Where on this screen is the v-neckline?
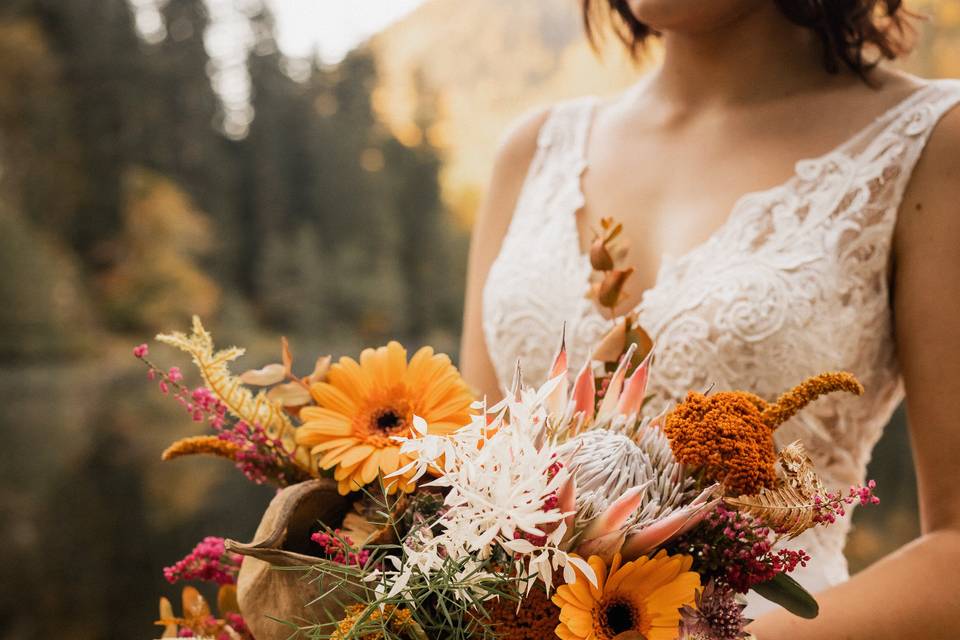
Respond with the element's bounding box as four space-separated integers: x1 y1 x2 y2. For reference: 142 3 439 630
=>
573 80 936 321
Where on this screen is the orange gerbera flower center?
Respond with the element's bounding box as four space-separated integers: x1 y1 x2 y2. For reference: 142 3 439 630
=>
355 387 414 447
595 595 650 640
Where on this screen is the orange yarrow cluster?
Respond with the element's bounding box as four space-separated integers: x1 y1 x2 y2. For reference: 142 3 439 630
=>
666 391 777 497
665 372 863 497
332 604 419 640
482 587 560 640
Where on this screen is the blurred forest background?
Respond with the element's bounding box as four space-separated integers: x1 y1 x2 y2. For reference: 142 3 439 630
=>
0 0 957 638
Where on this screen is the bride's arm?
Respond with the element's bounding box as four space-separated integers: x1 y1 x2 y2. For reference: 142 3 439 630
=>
750 107 960 638
459 108 549 401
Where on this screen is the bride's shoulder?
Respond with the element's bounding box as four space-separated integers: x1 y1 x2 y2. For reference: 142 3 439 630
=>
901 76 960 196
895 77 960 255
487 96 596 204
472 107 553 249
493 106 552 180
477 97 595 243
494 95 601 167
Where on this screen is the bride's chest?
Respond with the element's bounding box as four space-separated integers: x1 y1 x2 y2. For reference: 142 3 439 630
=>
484 157 899 398
576 107 891 303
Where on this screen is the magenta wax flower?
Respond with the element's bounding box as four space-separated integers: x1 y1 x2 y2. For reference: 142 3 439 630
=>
163 536 242 585
672 505 810 593
311 530 371 567
813 480 880 525
133 343 149 358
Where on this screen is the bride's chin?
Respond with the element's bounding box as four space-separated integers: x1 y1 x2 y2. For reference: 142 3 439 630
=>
625 0 766 33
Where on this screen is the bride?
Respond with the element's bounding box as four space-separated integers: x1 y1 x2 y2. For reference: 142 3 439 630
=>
459 0 960 637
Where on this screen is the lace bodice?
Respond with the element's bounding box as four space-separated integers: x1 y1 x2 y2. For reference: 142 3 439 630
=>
482 79 960 611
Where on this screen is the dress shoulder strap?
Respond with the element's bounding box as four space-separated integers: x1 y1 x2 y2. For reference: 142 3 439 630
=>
848 80 960 206
526 96 599 183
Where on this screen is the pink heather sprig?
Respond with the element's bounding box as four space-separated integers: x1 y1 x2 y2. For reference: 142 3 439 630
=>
133 345 229 429
134 344 310 487
672 505 810 594
215 420 309 486
311 530 371 567
163 536 242 586
813 480 880 525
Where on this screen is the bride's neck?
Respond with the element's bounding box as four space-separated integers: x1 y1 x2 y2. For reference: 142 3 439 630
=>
650 5 834 109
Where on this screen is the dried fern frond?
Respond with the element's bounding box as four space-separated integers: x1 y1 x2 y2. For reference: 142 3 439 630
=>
162 435 240 462
157 316 296 441
157 316 313 474
777 440 826 497
723 441 825 539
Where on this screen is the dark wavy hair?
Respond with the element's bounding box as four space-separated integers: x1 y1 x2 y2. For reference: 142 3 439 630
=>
582 0 918 78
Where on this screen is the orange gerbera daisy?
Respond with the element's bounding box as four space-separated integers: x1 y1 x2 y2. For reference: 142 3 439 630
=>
552 551 700 640
296 342 474 496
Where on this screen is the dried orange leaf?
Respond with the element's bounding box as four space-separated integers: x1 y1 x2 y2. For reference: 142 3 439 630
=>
281 337 293 377
307 355 332 384
181 586 211 619
217 584 240 616
157 597 178 637
600 217 622 240
626 323 654 365
158 596 174 620
590 236 615 271
267 381 312 407
597 267 634 308
239 363 285 386
593 315 630 363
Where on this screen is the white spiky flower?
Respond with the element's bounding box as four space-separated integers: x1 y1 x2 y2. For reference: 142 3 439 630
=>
387 381 596 600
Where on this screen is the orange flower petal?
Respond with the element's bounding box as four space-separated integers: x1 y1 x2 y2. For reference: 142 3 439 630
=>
296 421 353 442
359 347 381 387
309 437 358 453
337 444 375 469
327 357 369 403
335 464 359 481
587 556 608 597
405 346 435 384
319 443 359 470
310 382 358 415
558 605 593 637
359 451 381 486
379 446 400 475
299 406 352 425
384 341 408 385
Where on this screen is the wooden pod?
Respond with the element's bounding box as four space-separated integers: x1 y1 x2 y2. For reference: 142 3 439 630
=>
225 479 355 640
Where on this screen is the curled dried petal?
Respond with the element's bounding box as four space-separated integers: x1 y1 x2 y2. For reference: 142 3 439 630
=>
239 363 286 386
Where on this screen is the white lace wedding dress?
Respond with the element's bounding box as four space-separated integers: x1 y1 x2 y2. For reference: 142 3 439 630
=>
482 79 960 615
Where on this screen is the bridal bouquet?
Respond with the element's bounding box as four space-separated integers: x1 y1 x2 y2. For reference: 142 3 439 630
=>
141 312 877 640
